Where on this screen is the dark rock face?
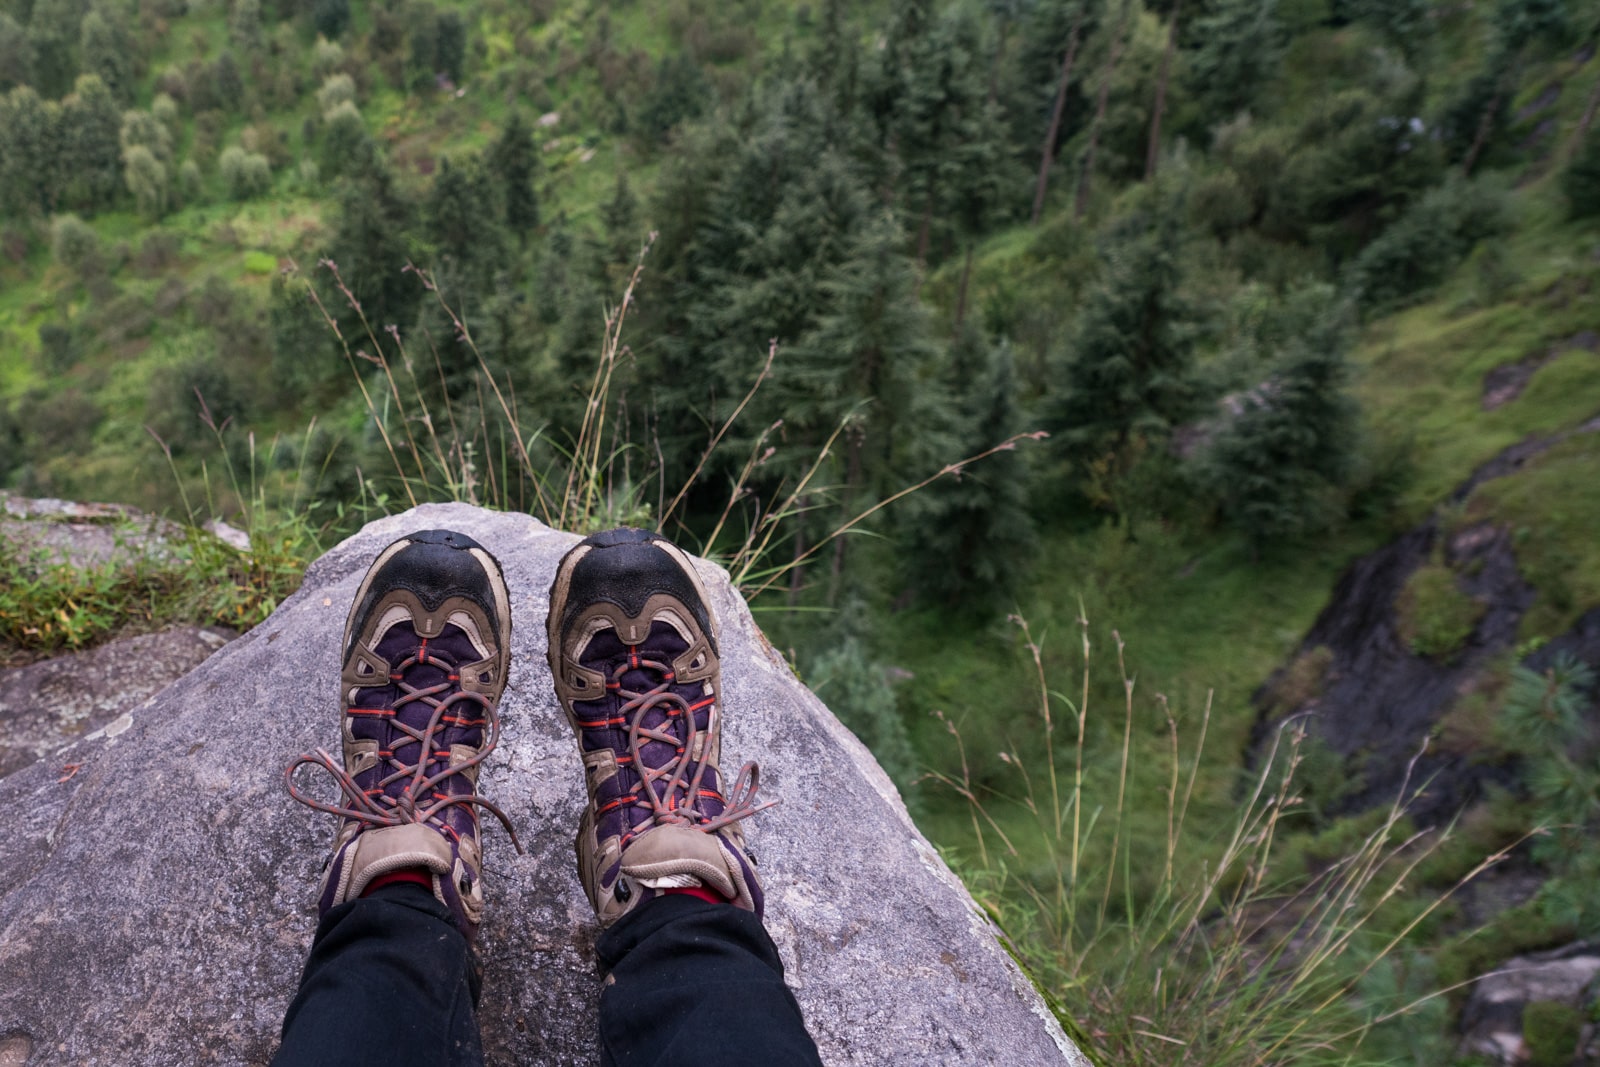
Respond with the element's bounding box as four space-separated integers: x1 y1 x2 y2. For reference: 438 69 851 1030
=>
1459 940 1600 1065
0 505 1086 1066
1481 332 1600 411
0 627 236 779
1250 427 1600 822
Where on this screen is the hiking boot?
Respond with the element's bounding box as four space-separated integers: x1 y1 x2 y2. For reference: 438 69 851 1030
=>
286 528 519 938
546 527 774 927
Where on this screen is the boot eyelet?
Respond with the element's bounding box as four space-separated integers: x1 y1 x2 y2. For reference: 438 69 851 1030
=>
614 877 632 903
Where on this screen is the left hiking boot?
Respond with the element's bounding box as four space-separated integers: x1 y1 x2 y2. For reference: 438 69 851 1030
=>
286 528 519 939
546 527 774 927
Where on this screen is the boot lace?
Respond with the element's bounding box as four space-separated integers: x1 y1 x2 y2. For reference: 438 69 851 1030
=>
286 641 522 852
606 646 776 847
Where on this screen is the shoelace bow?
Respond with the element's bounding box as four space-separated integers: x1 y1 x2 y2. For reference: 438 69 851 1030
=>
287 642 522 853
610 649 776 841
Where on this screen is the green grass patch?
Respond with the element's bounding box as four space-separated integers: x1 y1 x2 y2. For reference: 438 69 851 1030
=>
1396 561 1485 660
1465 431 1600 638
0 520 310 660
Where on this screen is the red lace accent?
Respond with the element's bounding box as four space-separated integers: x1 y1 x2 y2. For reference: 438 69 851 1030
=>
286 643 522 853
607 651 775 838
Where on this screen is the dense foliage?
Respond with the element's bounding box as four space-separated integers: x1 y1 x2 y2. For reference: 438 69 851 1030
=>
5 0 1600 1061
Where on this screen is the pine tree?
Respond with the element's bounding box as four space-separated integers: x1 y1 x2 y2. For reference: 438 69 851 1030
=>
900 326 1035 611
313 0 349 40
599 170 639 272
122 143 168 217
436 10 465 84
58 72 120 210
644 81 873 493
0 14 35 92
229 0 264 54
1047 200 1194 471
326 155 421 341
1184 0 1283 126
1196 285 1358 551
406 1 439 91
212 51 244 113
0 86 62 214
26 0 84 99
426 155 505 292
789 213 936 486
637 55 711 145
487 112 539 242
808 631 917 786
269 272 339 399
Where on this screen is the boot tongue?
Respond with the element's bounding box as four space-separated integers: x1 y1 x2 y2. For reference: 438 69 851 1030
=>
620 824 741 902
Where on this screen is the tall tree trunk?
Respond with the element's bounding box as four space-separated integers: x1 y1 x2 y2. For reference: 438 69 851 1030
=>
1145 0 1181 181
1030 6 1086 225
1076 2 1130 221
954 244 976 331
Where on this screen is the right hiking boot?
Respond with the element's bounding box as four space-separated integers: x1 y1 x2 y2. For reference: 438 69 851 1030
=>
286 528 519 939
546 527 774 927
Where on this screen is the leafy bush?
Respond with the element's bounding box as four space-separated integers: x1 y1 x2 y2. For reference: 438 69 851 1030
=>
177 158 203 203
37 322 74 372
809 636 916 786
312 36 344 79
319 99 370 178
1395 561 1484 659
1344 175 1509 314
316 72 355 114
219 146 271 201
50 213 99 272
1522 1000 1582 1067
123 144 170 218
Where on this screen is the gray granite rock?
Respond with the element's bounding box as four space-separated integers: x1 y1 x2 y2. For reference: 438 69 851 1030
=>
1459 940 1600 1065
0 492 182 570
0 504 1087 1066
0 626 236 779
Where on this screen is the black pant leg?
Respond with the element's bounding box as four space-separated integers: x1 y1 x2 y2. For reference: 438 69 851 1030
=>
273 883 483 1067
596 895 823 1067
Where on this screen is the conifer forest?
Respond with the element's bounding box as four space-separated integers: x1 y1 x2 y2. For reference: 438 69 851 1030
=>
5 0 1600 1061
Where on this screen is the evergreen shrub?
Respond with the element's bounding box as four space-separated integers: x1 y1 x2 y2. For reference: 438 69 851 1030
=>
50 213 99 272
1395 562 1484 659
320 100 368 178
809 637 916 786
219 146 271 200
151 92 180 133
1522 1001 1581 1067
177 159 203 203
154 65 187 101
1344 175 1509 314
316 73 355 114
312 37 345 80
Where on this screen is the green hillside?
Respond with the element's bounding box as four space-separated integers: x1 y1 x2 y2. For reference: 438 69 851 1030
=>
5 0 1600 1061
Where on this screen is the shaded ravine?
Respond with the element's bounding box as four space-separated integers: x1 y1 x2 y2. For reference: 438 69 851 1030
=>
1249 416 1600 823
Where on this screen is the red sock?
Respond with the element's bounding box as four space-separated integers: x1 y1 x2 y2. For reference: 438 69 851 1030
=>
362 868 433 897
661 885 729 905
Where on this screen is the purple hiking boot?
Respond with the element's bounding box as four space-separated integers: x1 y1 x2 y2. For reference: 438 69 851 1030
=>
546 528 774 927
286 528 520 938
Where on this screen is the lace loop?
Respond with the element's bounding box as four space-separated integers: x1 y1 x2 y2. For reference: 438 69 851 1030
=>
612 654 777 834
286 644 522 854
